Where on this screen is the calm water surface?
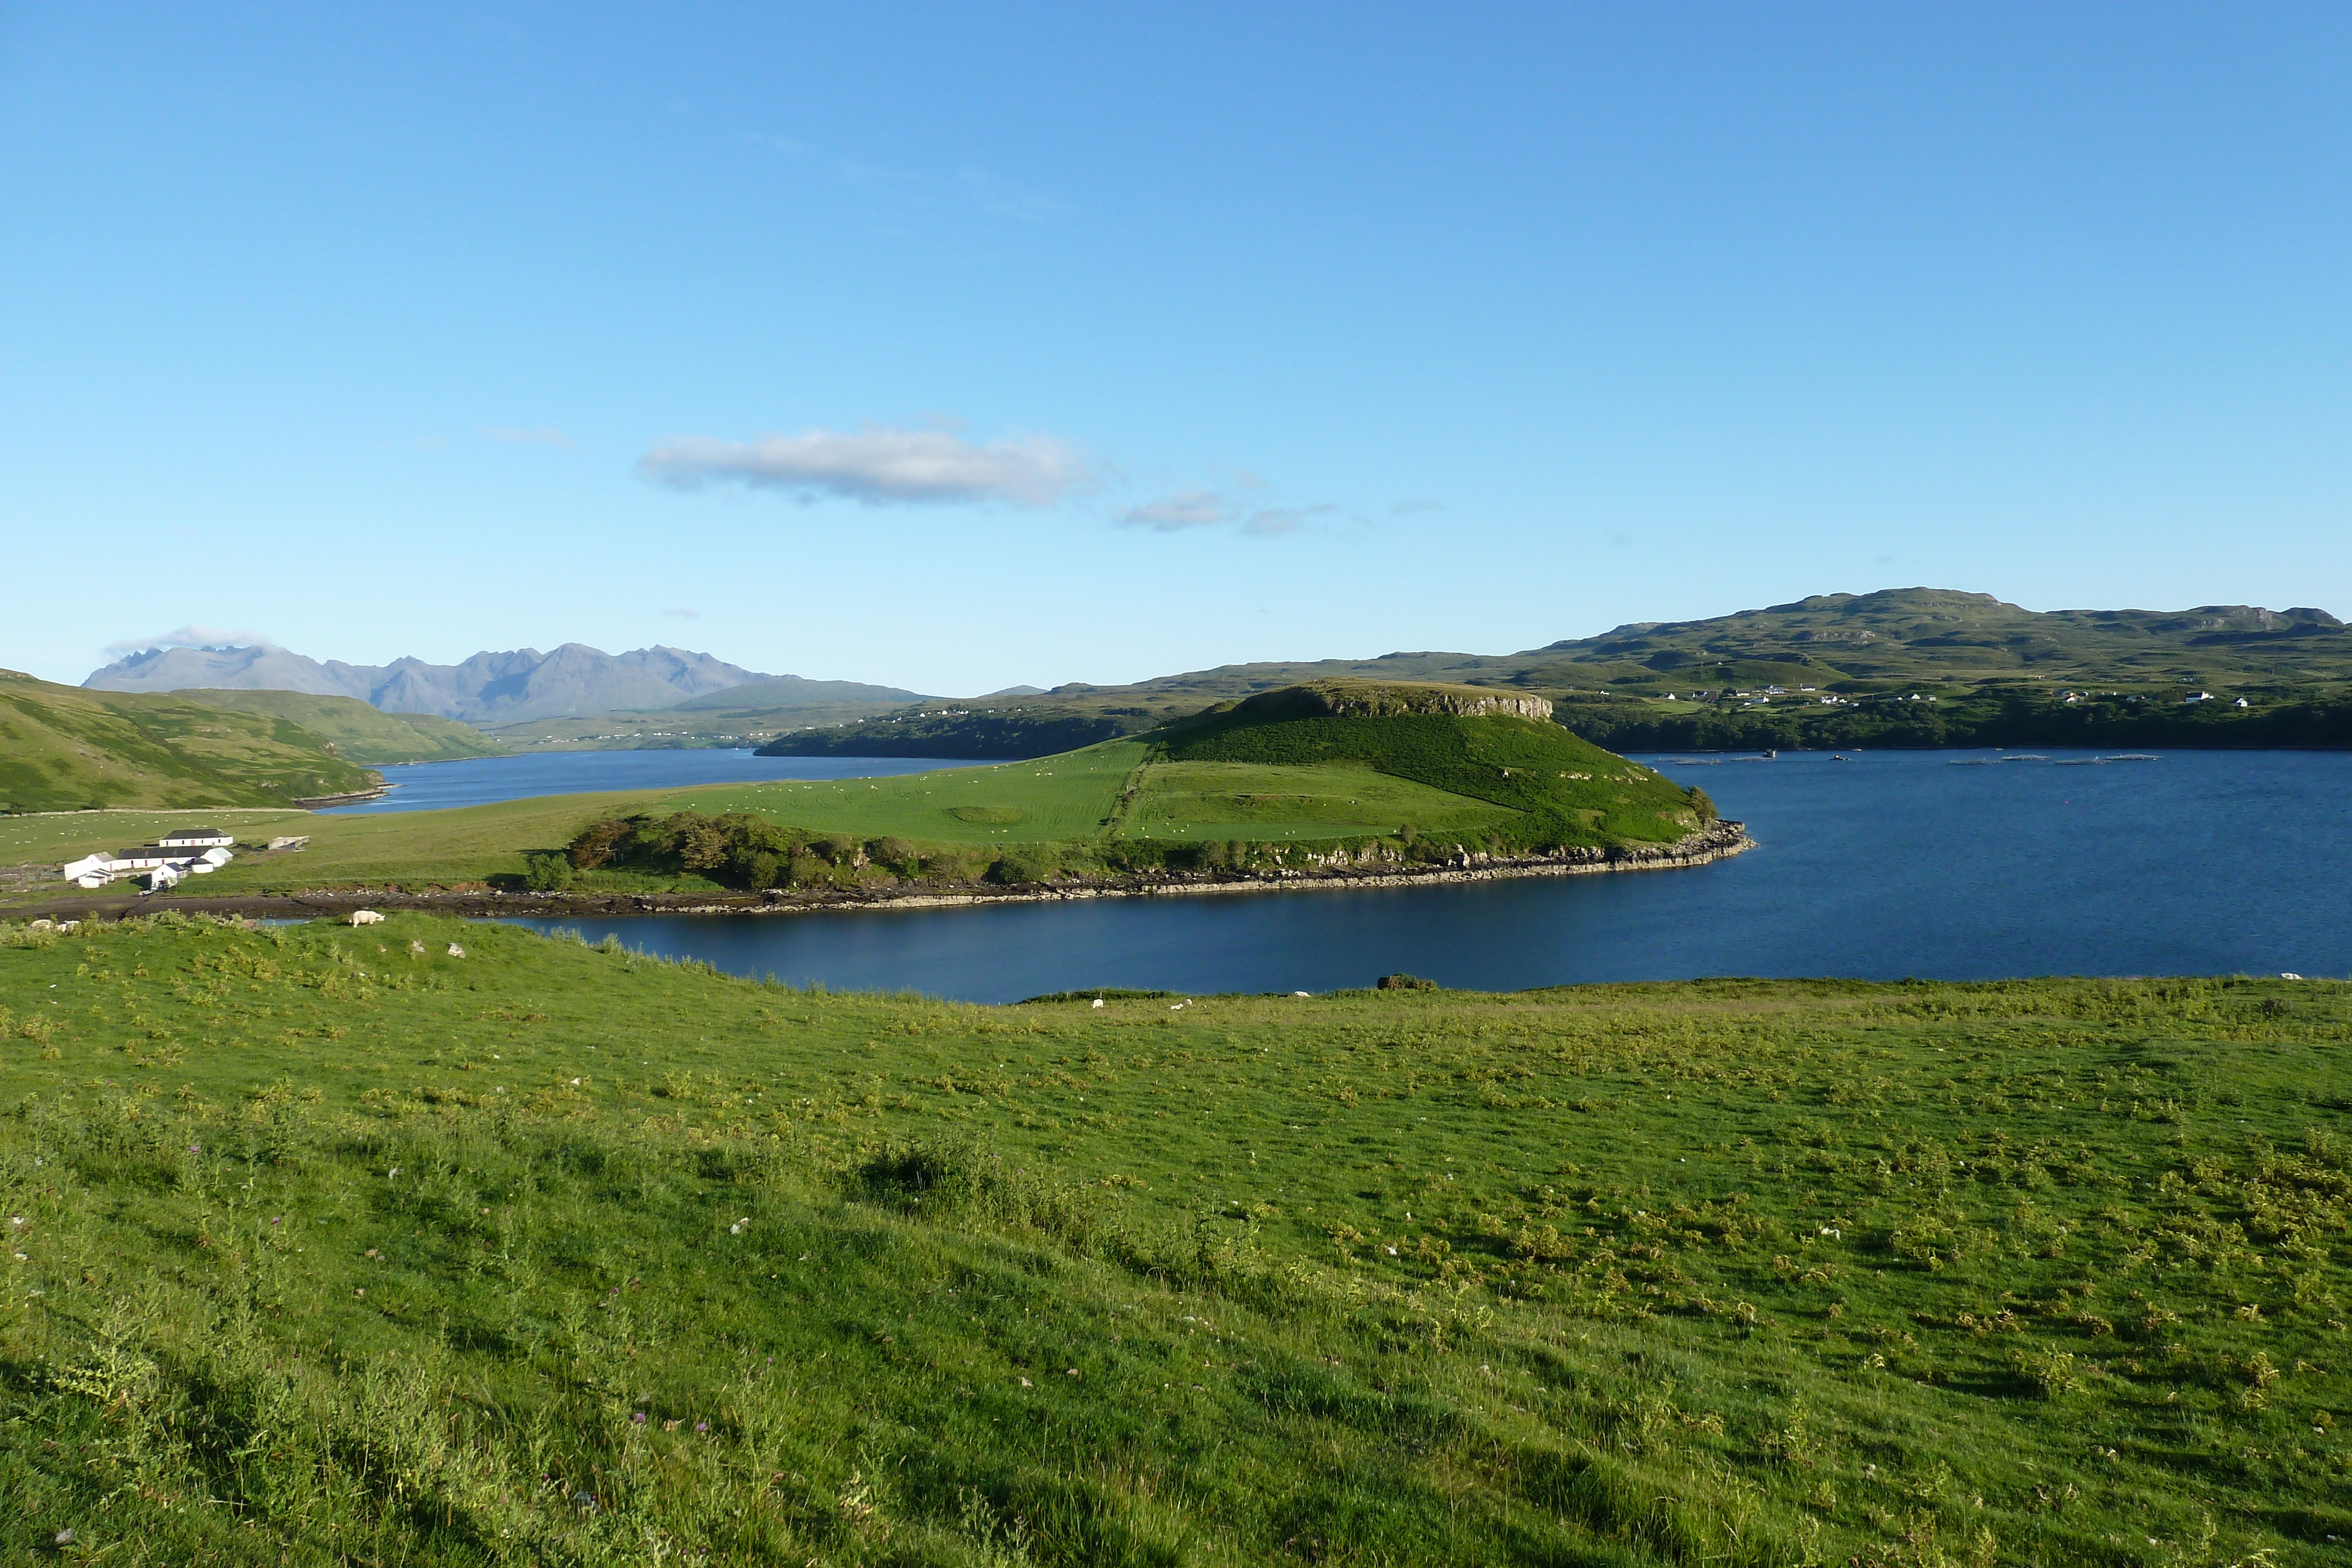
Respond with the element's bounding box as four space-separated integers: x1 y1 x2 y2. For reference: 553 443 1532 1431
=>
322 748 982 813
512 748 2352 1000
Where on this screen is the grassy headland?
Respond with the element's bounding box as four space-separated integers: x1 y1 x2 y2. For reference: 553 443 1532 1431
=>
1 913 2345 1563
549 683 1718 897
0 670 387 813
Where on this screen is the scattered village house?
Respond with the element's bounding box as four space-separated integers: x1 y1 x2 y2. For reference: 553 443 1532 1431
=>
61 829 236 890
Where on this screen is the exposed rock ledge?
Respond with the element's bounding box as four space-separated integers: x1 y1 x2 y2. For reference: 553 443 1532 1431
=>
16 822 1751 923
1243 678 1554 722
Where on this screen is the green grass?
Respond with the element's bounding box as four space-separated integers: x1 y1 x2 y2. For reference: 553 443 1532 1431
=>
0 794 668 902
1117 760 1506 843
2 914 2347 1564
179 691 506 765
0 670 384 814
654 741 1150 847
0 808 316 863
1160 699 1704 848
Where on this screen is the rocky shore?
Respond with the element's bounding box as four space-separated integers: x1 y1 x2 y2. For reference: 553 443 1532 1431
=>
10 821 1750 924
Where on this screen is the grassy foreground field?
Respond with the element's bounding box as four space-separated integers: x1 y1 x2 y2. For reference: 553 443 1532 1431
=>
2 915 2346 1564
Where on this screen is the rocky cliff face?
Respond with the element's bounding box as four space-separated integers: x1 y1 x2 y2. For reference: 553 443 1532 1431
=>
1288 679 1554 721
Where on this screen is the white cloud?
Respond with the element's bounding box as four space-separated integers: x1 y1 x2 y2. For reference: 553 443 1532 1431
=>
640 425 1087 507
103 624 273 658
1118 491 1231 531
480 426 573 447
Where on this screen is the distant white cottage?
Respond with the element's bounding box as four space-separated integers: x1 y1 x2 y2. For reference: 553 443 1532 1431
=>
61 841 236 890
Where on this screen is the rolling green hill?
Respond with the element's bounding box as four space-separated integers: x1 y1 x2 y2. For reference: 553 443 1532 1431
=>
559 682 1716 894
1 915 2343 1564
0 669 385 813
169 689 505 764
1155 680 1705 848
762 588 2352 758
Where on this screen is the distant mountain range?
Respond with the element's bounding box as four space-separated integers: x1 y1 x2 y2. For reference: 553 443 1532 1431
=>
82 643 923 725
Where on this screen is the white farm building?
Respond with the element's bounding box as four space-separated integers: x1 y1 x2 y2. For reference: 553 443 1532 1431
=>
62 841 236 890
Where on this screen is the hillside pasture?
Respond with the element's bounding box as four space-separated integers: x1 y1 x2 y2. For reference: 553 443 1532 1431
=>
0 808 314 864
1114 758 1510 843
655 740 1147 846
0 671 384 813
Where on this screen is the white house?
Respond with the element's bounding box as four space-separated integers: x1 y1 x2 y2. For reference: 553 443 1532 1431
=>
62 853 113 889
59 843 234 888
157 828 235 848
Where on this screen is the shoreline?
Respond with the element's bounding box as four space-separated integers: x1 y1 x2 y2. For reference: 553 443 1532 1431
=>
8 822 1753 924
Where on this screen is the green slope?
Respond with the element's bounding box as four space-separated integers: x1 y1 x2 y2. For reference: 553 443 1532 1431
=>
661 740 1149 846
1 915 2344 1565
532 686 1712 892
1541 586 2352 684
174 688 505 764
1156 680 1709 847
762 587 2352 758
0 669 383 813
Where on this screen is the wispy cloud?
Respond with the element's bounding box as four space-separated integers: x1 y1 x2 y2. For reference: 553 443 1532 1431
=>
1242 505 1339 537
660 607 700 620
103 624 273 658
480 426 573 447
639 424 1088 507
1118 491 1231 531
1120 489 1333 539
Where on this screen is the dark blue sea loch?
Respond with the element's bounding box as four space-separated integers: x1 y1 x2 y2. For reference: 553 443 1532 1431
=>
505 747 2352 1002
320 748 982 813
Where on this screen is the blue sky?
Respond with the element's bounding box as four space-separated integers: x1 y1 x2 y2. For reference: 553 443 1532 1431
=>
4 3 2347 693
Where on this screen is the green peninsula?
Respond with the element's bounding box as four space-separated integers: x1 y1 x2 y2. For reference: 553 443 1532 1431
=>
559 680 1723 896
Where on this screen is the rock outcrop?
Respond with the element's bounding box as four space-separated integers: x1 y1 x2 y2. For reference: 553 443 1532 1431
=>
1247 679 1554 722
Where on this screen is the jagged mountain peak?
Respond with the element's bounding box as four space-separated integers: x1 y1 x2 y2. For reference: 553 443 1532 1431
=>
83 641 776 724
